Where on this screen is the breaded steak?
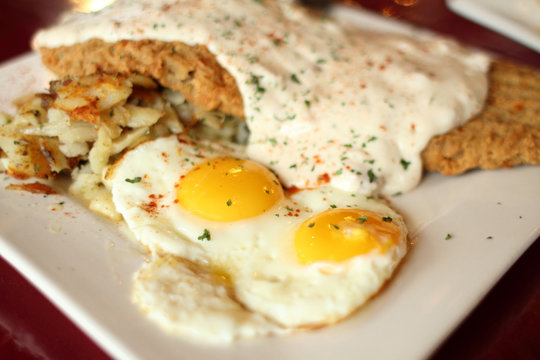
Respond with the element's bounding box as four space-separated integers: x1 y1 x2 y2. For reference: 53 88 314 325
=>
39 39 244 119
421 61 540 175
39 40 540 175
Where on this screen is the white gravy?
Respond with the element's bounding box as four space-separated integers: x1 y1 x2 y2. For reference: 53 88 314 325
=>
33 0 490 195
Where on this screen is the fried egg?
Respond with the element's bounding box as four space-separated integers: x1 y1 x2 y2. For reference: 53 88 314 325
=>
105 135 408 342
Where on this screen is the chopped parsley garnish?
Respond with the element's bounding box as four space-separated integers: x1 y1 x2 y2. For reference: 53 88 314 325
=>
357 216 367 224
367 169 377 183
290 73 301 84
248 73 266 99
400 159 411 170
486 236 493 240
308 222 315 228
273 113 297 122
198 229 211 241
384 99 395 109
382 216 393 222
331 223 340 229
330 204 337 208
226 199 232 206
445 233 452 240
125 176 142 183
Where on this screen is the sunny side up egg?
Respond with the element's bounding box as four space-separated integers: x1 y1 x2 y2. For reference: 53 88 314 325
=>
104 135 408 343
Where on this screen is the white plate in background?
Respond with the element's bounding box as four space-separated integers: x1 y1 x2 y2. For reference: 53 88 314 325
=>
1 7 540 360
447 0 540 52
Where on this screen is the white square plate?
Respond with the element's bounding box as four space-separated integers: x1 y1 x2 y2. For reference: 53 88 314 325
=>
1 7 539 360
447 0 540 52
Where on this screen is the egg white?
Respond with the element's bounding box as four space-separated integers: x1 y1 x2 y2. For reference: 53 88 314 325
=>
105 135 408 341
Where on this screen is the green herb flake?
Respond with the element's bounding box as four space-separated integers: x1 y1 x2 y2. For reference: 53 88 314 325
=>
308 222 315 228
125 176 142 184
290 73 301 84
357 216 368 223
331 223 340 229
367 169 376 183
247 73 266 99
198 229 211 241
445 233 452 240
226 199 232 206
400 159 411 170
330 204 337 208
382 216 393 222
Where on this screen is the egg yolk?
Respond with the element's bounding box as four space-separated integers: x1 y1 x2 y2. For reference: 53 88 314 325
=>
177 157 284 222
294 209 401 265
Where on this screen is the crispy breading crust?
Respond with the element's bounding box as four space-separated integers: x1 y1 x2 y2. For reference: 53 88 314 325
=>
39 40 540 175
39 39 244 119
421 61 540 175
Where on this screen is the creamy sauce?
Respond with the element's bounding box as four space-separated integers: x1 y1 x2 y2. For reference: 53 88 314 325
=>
33 0 490 195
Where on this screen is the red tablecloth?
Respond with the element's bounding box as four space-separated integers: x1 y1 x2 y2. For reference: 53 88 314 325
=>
0 1 539 359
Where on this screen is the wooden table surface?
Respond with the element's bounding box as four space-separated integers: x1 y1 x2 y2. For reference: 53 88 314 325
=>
0 1 538 359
